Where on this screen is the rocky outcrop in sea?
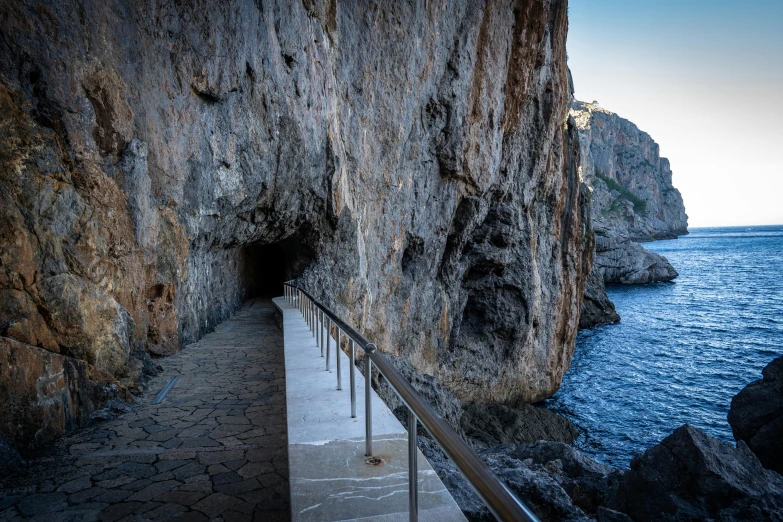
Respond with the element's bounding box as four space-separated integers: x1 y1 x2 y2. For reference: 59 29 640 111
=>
728 355 783 474
594 236 678 285
0 1 591 453
571 101 688 328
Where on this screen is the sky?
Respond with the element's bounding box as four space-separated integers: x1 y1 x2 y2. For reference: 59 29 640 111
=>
567 0 783 228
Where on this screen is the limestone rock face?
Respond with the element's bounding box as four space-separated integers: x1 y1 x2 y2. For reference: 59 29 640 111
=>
570 101 688 241
0 0 591 448
728 355 783 474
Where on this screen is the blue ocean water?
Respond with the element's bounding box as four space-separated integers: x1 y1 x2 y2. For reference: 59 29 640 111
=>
546 225 783 467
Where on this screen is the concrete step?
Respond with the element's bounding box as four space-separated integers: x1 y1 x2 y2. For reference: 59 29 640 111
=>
273 297 467 522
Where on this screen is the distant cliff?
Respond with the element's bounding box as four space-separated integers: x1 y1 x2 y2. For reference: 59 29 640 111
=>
572 101 688 328
571 101 688 241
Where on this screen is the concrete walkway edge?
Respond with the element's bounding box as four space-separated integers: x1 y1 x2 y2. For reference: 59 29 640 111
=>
273 297 466 522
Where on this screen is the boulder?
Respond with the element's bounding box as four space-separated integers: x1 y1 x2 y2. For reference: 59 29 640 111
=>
728 355 783 474
613 424 783 521
438 447 594 522
429 426 783 521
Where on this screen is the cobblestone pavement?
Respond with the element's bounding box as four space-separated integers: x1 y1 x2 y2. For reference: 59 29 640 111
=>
0 299 290 521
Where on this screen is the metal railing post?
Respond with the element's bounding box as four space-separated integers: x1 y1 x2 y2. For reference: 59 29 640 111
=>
316 305 320 347
320 310 324 357
409 408 418 521
336 328 342 390
365 343 376 457
350 339 356 418
325 318 331 371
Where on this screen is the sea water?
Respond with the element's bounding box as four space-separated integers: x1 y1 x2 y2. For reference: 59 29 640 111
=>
546 225 783 467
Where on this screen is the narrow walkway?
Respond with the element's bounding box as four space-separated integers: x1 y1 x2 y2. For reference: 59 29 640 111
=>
0 299 289 521
275 297 466 521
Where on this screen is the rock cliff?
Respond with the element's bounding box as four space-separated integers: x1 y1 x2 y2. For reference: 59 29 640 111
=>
570 101 687 328
0 0 591 451
570 101 687 241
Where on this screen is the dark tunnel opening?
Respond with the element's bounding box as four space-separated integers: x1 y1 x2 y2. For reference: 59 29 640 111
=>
240 235 314 298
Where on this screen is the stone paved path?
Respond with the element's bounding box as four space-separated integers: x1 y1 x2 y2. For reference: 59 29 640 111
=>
0 299 290 521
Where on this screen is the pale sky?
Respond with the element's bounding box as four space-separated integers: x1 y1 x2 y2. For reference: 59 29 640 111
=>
567 0 783 228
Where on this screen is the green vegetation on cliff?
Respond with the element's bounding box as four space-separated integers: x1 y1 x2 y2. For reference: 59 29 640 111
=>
595 170 648 214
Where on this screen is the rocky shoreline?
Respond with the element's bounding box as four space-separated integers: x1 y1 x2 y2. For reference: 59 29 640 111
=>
424 356 783 521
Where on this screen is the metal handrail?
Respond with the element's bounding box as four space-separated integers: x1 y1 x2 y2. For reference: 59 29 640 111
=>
283 281 540 522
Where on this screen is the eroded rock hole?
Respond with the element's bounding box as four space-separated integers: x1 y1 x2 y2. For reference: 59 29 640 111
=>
241 236 314 298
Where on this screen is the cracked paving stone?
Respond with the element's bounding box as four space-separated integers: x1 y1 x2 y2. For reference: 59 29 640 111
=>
57 476 92 494
126 480 181 502
97 501 142 522
15 493 67 517
214 478 261 496
154 490 208 506
192 492 241 518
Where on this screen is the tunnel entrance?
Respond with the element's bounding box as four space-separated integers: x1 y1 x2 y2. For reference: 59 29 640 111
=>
241 236 314 298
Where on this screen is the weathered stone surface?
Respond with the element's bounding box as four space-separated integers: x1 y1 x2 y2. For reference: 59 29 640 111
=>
728 355 783 474
0 433 25 476
594 236 678 285
0 336 126 451
0 0 592 451
461 404 578 449
613 425 783 522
